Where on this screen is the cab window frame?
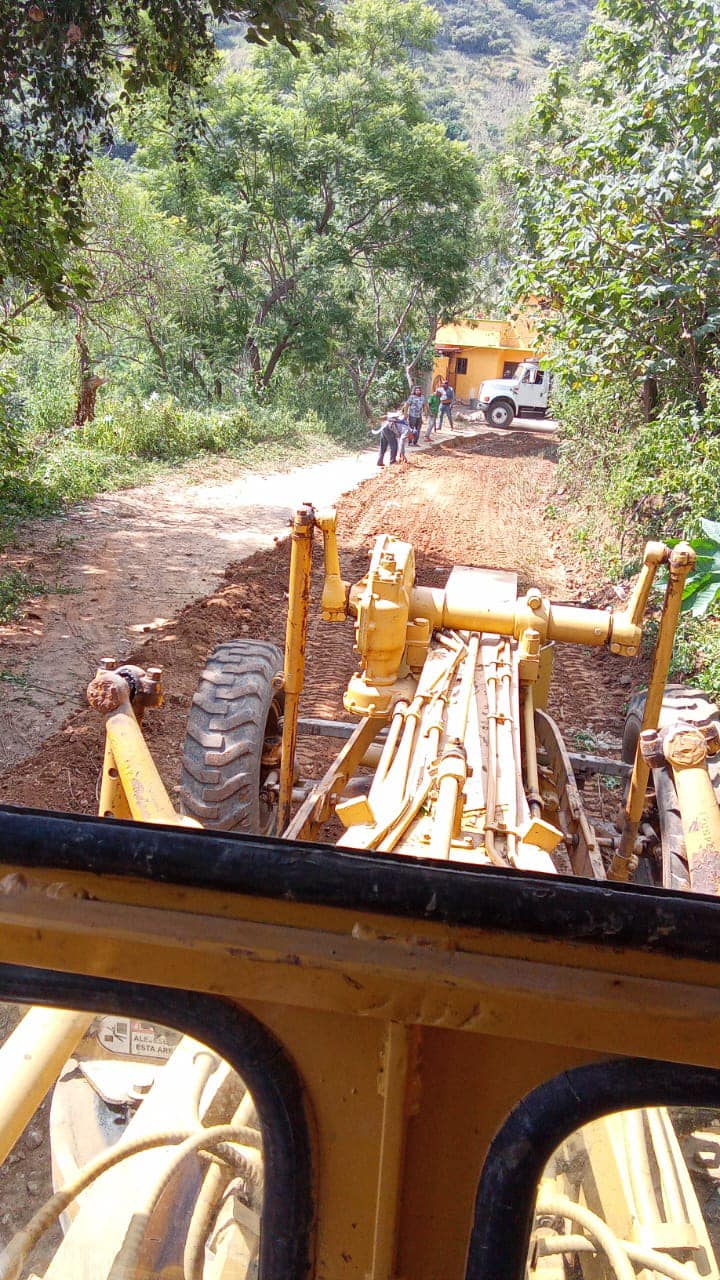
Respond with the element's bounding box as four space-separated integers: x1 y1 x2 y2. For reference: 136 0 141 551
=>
0 961 313 1280
466 1057 720 1280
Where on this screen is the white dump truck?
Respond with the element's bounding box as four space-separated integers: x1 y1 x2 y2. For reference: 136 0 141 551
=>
478 357 550 428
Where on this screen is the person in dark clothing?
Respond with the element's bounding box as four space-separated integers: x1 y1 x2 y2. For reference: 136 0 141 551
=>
375 414 400 466
403 386 426 445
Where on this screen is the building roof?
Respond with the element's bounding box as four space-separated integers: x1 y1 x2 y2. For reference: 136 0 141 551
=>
434 318 538 352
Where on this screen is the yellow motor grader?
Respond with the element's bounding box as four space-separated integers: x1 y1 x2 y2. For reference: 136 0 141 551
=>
2 507 720 1280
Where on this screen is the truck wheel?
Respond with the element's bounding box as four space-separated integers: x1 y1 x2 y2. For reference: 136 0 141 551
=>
621 685 720 890
181 639 284 835
487 400 514 429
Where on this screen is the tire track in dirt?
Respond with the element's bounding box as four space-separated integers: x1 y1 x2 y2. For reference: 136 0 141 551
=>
0 429 644 816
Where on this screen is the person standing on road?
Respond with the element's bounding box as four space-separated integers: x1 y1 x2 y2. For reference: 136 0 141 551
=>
438 378 455 431
425 388 440 439
404 386 426 445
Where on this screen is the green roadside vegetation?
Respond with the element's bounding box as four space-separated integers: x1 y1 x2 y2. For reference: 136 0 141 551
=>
509 0 720 698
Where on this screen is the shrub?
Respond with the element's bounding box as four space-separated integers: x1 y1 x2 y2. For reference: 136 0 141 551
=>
82 398 254 460
611 405 720 540
9 333 76 437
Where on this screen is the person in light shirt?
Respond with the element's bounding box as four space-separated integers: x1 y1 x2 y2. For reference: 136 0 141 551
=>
437 378 455 431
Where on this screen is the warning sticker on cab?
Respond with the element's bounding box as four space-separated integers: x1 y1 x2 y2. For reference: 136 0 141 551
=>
97 1017 174 1060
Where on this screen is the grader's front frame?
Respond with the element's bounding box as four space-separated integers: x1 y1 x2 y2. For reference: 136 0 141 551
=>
2 506 720 1280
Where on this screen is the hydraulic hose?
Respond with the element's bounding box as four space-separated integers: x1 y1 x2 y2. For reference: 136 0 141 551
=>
183 1090 261 1280
0 1125 262 1280
537 1229 698 1280
535 1193 638 1280
187 1049 222 1121
108 1125 262 1280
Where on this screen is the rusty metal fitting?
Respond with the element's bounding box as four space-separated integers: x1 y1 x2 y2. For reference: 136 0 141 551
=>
88 663 164 715
87 669 131 714
99 657 118 671
526 589 543 612
639 729 665 769
664 725 709 769
296 503 315 526
640 720 719 771
668 542 697 579
116 664 164 709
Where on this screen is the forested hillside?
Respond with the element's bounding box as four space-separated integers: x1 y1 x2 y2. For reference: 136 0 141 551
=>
219 0 595 148
512 0 720 693
0 0 482 551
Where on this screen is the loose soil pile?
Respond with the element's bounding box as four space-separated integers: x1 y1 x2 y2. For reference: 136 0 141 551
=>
0 428 643 816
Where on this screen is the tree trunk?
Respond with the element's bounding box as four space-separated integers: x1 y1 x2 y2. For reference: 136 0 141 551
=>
143 319 168 378
346 364 374 420
73 310 106 426
641 375 658 422
261 334 293 387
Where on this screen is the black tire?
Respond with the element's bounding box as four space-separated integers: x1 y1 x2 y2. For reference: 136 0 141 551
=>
487 399 515 429
181 639 284 835
621 685 720 890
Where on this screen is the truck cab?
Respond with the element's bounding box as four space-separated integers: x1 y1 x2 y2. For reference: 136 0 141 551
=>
479 359 551 428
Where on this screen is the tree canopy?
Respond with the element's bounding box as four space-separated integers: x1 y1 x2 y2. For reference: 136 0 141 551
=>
0 0 332 306
514 0 720 405
138 0 480 407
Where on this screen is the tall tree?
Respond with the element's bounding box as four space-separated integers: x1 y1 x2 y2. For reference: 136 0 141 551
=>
140 0 480 409
66 162 214 422
0 0 332 310
514 0 720 407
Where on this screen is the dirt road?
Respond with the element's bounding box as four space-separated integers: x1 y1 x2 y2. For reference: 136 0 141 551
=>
0 425 641 817
0 449 379 771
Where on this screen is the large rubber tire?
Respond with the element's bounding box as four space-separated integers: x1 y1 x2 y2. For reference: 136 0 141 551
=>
486 399 515 429
621 685 720 890
181 639 284 835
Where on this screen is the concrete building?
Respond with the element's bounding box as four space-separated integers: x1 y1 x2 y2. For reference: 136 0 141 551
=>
433 316 538 404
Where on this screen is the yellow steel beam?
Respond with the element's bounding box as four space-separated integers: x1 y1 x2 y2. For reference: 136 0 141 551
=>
87 669 178 825
279 504 316 832
367 1022 414 1280
609 543 696 881
98 738 131 821
642 723 720 894
0 1007 92 1164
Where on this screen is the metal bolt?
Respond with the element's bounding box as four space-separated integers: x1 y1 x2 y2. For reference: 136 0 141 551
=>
526 589 543 612
99 657 117 671
639 729 665 769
